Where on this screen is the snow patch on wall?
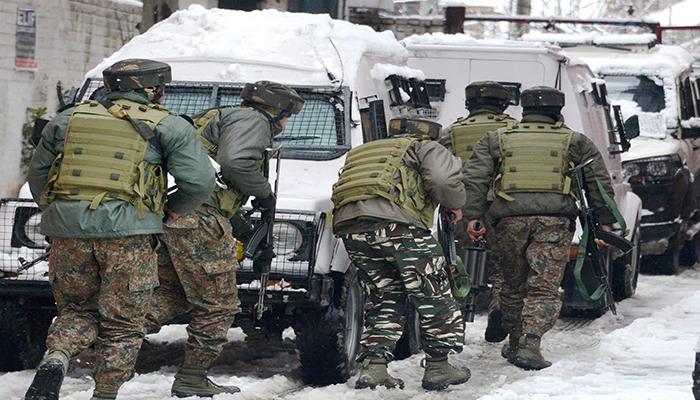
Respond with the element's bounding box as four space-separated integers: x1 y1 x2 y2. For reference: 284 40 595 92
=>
369 63 425 81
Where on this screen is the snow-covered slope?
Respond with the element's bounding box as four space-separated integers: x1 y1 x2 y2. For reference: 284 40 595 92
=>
2 269 699 399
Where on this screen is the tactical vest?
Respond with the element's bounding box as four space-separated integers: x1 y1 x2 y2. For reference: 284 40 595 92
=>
449 113 517 161
193 107 266 218
40 99 169 217
495 122 573 201
331 137 437 228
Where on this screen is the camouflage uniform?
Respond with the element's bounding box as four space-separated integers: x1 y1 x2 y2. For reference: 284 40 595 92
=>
26 60 214 399
146 204 240 368
463 86 615 369
490 216 574 335
343 224 464 361
440 81 517 323
47 236 158 392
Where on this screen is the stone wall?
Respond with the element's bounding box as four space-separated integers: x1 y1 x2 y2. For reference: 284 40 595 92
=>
0 0 141 197
348 7 443 40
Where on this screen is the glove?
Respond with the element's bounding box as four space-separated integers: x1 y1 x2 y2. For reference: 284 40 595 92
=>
252 243 275 274
252 193 276 211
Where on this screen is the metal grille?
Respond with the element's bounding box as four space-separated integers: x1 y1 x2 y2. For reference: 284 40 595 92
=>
78 79 351 161
0 199 49 281
238 210 322 283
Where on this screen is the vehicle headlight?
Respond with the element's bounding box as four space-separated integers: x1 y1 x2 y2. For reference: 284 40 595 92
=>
272 222 304 257
646 161 669 177
623 162 641 181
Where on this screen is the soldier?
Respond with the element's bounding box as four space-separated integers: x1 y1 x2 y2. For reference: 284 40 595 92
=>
440 81 517 343
144 80 304 398
332 118 469 391
463 86 616 370
24 59 215 400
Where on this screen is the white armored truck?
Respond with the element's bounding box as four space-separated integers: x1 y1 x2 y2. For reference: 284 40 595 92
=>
0 7 432 383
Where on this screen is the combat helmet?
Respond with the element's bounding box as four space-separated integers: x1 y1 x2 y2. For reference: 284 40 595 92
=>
465 81 509 110
388 118 442 140
103 58 172 92
521 86 565 109
241 81 305 118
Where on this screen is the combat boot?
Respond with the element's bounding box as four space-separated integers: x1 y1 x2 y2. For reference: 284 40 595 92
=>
485 307 508 343
421 356 471 391
513 333 552 370
90 390 117 400
355 357 404 390
25 350 69 400
501 332 521 363
171 365 241 398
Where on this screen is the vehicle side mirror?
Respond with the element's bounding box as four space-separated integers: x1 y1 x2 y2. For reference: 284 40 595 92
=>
359 98 388 143
623 115 640 140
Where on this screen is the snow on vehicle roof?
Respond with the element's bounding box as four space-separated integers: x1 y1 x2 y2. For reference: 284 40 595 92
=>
402 32 549 49
522 32 657 47
86 5 408 88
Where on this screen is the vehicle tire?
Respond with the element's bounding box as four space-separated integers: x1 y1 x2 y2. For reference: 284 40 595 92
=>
643 234 681 275
612 226 640 301
0 300 52 372
680 233 700 267
393 303 420 361
295 268 364 385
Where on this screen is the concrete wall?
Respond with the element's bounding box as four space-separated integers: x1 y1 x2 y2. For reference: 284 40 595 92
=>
348 7 443 39
0 0 141 197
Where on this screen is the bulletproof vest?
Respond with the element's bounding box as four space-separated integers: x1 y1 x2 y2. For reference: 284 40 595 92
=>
193 107 267 218
449 113 516 161
332 137 438 228
495 121 573 200
40 99 169 217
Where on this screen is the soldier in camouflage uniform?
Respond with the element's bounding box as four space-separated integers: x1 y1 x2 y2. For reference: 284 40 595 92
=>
332 118 469 391
24 59 215 400
463 86 615 370
144 80 304 398
440 81 517 343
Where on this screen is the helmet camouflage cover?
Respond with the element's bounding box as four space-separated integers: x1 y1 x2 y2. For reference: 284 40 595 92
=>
465 81 509 106
388 118 442 140
241 80 305 116
521 86 565 108
103 58 172 92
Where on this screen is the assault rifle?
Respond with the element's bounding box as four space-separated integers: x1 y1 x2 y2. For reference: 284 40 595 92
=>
440 211 470 303
244 148 281 320
17 246 51 273
571 159 633 316
462 224 489 323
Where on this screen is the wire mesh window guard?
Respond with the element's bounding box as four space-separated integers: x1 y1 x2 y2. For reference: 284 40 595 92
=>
78 79 351 161
0 199 48 281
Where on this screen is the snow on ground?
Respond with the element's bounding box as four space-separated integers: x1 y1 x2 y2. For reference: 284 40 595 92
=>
2 269 699 399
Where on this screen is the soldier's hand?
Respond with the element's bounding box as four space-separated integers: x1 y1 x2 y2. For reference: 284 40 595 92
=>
443 208 463 223
595 224 612 248
163 206 179 224
467 219 486 241
252 193 276 211
252 243 275 274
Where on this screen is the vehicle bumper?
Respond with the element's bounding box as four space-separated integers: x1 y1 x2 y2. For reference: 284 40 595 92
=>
639 221 680 256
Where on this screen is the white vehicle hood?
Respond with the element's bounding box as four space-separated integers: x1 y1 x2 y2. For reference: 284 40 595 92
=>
269 157 344 213
621 136 681 163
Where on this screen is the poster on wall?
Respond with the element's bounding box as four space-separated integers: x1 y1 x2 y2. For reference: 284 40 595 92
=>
15 7 37 69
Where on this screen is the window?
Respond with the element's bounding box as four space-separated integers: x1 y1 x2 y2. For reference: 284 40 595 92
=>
604 75 665 113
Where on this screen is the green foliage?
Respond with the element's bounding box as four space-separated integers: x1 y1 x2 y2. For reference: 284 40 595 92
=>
20 106 48 180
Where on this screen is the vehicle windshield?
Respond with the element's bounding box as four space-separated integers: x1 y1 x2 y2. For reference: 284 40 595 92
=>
604 75 665 113
78 79 351 161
